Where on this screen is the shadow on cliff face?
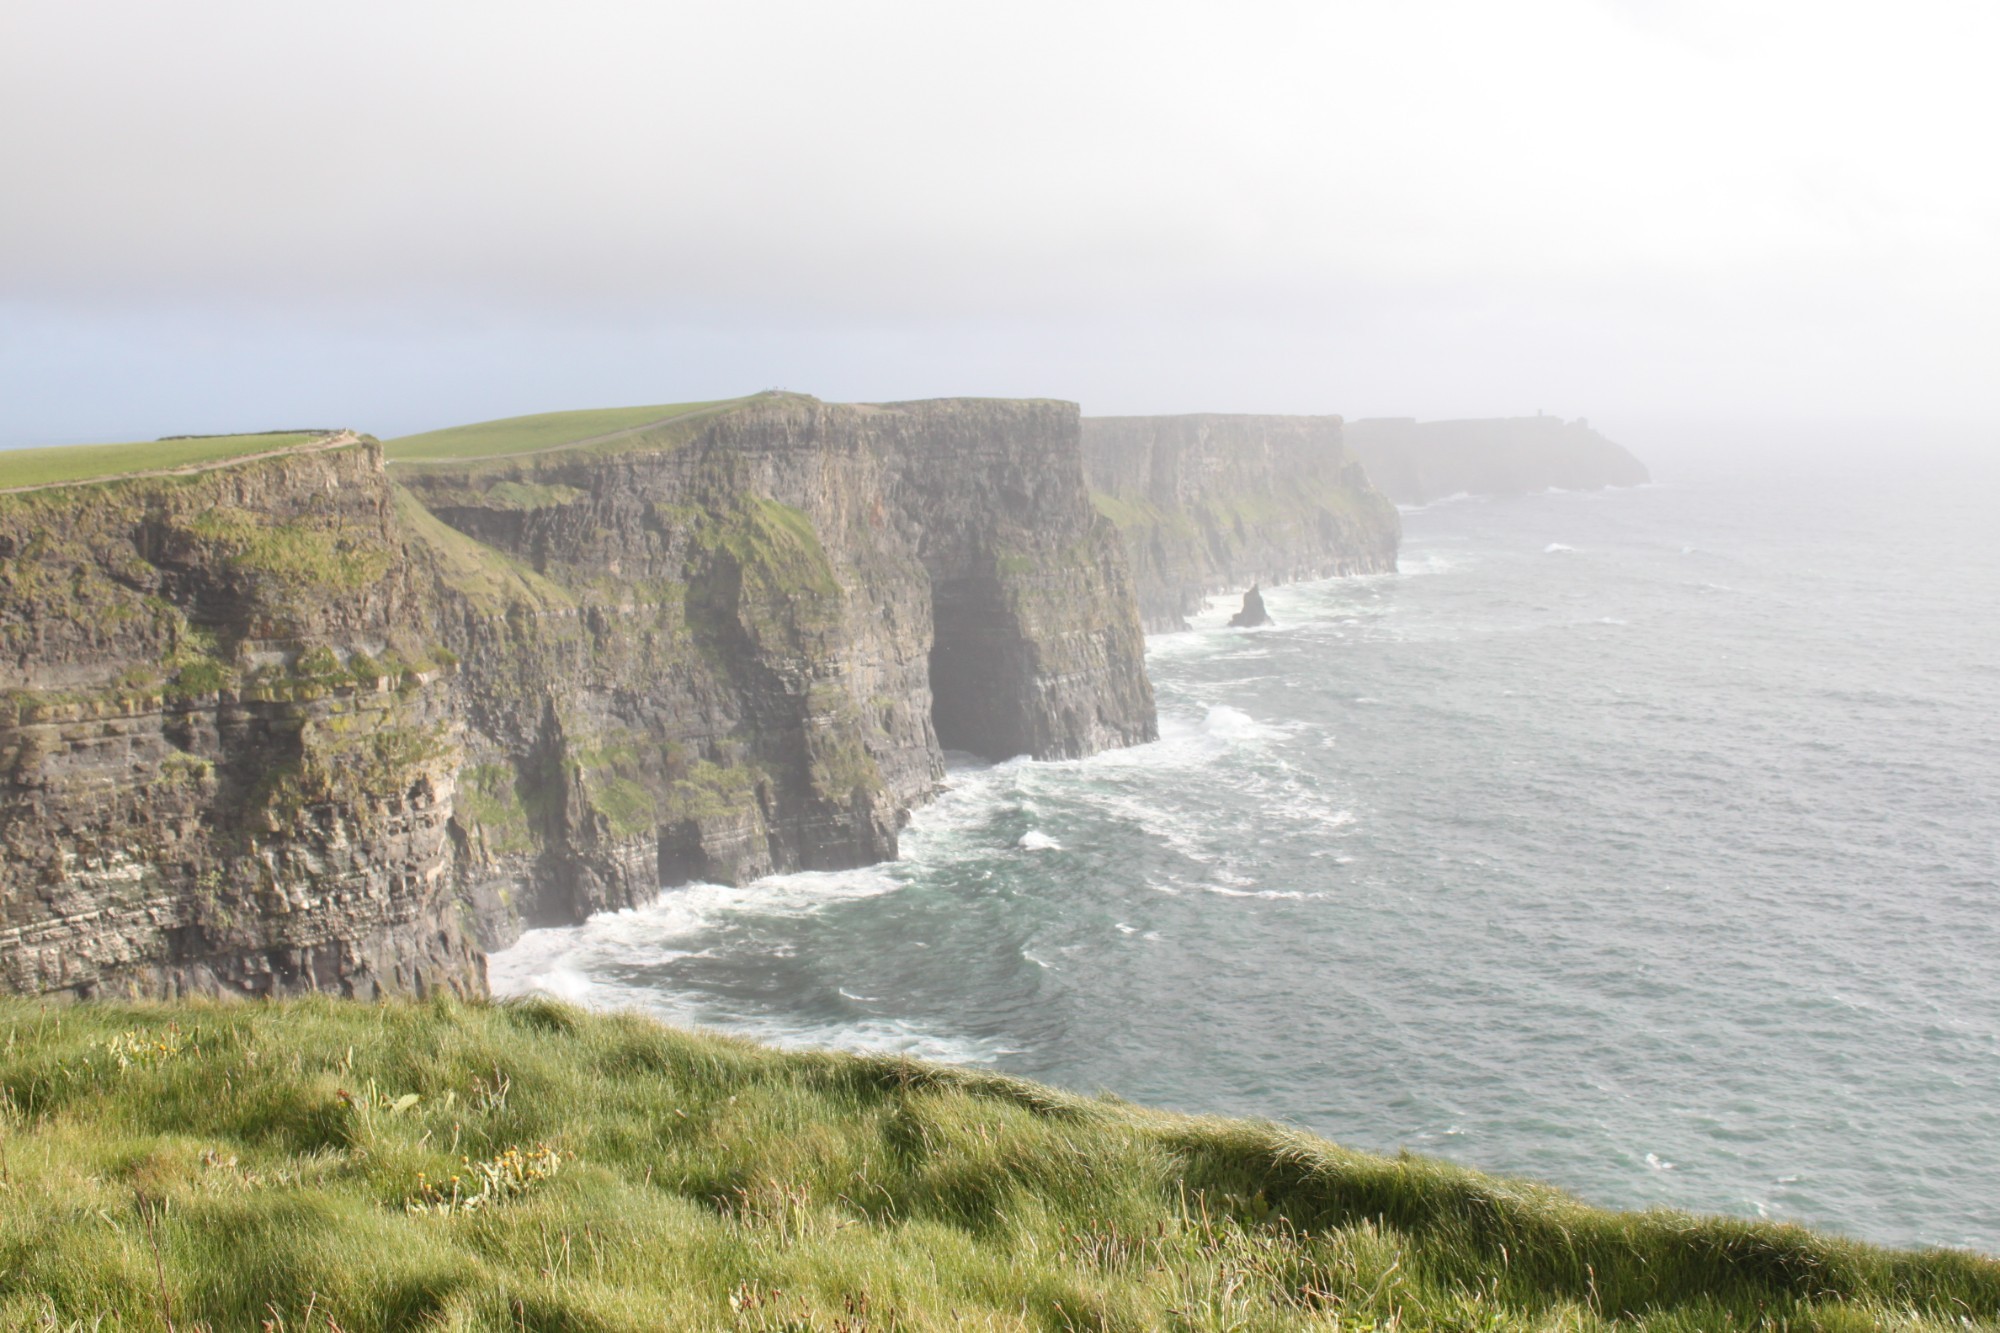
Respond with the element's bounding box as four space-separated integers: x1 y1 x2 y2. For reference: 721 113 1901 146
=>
927 574 1030 761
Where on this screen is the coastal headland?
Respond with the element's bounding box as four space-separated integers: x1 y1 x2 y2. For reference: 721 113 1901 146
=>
5 404 1989 1322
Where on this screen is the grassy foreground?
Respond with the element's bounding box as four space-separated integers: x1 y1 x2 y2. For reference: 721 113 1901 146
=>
0 999 1992 1331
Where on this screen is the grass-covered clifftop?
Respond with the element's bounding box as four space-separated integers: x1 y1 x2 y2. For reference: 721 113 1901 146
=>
0 395 1155 1003
383 397 765 469
0 433 340 490
2 998 1991 1331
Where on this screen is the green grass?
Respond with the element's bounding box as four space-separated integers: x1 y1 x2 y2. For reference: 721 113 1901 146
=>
0 433 331 489
0 999 1992 1331
389 486 574 616
383 399 768 467
182 505 396 594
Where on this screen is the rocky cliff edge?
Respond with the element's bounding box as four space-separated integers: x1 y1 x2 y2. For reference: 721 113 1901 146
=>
1344 415 1650 506
1081 414 1400 631
0 396 1156 999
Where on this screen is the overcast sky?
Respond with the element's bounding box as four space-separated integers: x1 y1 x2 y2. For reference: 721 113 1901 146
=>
3 0 1995 446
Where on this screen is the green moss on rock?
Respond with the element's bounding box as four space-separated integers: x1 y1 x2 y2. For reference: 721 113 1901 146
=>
454 763 535 856
664 760 763 824
182 505 394 593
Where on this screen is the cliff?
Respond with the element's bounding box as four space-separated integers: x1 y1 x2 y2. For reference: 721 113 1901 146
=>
1345 415 1650 505
402 394 1155 943
0 435 479 1000
0 396 1156 1000
1081 414 1400 631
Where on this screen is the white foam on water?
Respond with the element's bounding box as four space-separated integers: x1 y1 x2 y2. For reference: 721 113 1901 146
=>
490 970 1007 1065
1185 596 1248 632
1397 550 1462 577
1016 830 1062 852
1142 630 1222 661
698 1010 1018 1066
1021 949 1054 970
1036 706 1290 829
1202 883 1324 902
1195 703 1280 742
487 865 906 999
1397 491 1478 513
1144 569 1412 659
488 869 1009 1066
1646 1152 1676 1172
1545 542 1578 554
509 964 598 1006
1064 787 1213 866
898 756 1041 861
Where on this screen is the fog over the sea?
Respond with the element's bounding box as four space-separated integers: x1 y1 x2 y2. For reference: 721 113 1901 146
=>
3 0 1995 446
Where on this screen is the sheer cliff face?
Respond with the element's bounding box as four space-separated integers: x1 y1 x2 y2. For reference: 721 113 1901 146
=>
1344 416 1650 506
0 440 480 1000
0 397 1155 998
406 395 1155 940
1081 415 1400 632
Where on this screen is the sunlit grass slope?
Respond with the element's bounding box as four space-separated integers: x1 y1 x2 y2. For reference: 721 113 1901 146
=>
383 397 764 466
1 999 1992 1331
0 433 330 489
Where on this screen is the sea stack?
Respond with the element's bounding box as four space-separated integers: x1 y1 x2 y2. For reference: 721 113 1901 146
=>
1228 584 1271 627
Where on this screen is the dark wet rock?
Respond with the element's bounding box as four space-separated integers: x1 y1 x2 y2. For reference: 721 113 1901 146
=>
1227 585 1270 628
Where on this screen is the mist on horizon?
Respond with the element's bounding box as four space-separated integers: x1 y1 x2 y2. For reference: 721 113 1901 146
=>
3 0 1996 448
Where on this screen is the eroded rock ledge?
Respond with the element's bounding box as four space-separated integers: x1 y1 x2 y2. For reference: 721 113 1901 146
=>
1082 414 1400 632
0 395 1155 999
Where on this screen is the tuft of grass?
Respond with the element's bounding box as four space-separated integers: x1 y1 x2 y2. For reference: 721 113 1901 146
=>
0 433 330 489
0 997 1992 1331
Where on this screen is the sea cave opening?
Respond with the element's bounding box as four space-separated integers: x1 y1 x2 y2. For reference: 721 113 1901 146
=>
927 574 1027 761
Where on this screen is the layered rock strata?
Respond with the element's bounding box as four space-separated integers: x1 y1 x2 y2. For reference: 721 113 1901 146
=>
1081 414 1400 632
406 395 1155 941
0 396 1156 1000
1344 416 1650 505
0 438 479 999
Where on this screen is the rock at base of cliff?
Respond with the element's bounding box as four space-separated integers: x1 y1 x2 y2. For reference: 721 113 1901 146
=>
1228 585 1271 628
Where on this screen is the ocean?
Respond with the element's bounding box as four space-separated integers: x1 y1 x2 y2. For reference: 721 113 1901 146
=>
491 442 2000 1253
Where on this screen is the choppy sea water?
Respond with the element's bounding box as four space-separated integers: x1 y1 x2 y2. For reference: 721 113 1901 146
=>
493 447 2000 1253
